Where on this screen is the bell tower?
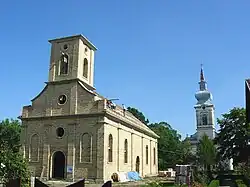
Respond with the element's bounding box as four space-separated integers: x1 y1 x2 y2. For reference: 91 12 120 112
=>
48 34 97 89
194 65 215 140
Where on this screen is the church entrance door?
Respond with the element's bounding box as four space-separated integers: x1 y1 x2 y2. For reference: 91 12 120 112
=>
52 151 65 179
135 156 140 173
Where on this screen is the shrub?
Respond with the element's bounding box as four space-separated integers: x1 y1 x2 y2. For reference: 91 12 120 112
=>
208 180 219 187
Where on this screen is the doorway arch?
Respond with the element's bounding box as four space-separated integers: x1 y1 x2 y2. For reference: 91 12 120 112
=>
135 156 140 173
52 151 66 179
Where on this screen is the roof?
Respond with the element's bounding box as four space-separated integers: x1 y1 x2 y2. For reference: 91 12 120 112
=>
245 79 250 123
48 34 97 51
77 81 159 139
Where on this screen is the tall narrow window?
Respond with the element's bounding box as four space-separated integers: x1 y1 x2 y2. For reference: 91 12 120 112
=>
124 139 128 163
146 145 149 165
153 147 156 165
30 134 39 162
83 58 88 78
202 114 208 126
60 53 69 75
80 133 92 163
108 134 113 162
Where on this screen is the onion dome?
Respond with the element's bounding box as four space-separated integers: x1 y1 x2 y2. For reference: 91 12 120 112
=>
195 65 213 104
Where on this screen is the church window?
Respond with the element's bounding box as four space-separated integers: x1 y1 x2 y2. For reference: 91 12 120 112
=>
202 114 208 125
58 94 67 105
63 44 68 50
108 134 113 162
56 127 64 137
146 145 149 165
83 58 88 78
29 134 39 162
124 139 128 163
80 133 92 163
153 147 156 165
60 53 69 75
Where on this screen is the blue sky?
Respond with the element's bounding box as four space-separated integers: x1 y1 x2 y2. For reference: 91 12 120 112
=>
1 0 250 137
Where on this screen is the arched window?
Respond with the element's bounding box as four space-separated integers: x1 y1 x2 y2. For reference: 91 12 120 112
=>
80 133 92 163
60 54 69 75
83 58 88 78
202 114 208 126
124 139 128 163
108 134 113 162
146 145 149 165
30 134 39 162
153 147 156 165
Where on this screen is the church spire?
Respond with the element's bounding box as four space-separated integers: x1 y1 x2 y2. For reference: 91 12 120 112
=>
200 64 205 81
199 64 207 91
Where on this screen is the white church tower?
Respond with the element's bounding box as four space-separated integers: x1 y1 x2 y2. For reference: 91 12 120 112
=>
194 65 215 140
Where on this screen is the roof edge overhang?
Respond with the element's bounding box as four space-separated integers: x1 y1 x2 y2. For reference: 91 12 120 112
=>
48 34 97 51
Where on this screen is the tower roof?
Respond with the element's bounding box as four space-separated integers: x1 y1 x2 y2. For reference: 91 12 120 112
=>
48 34 97 51
200 64 205 81
195 65 213 105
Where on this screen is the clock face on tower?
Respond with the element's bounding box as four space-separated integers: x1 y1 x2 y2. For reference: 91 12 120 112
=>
58 95 67 105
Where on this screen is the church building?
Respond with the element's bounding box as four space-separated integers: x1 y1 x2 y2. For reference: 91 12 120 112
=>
19 34 159 182
188 66 216 152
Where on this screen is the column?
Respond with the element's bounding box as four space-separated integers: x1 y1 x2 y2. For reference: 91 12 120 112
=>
150 140 152 174
42 125 51 180
117 128 120 172
131 132 134 171
67 123 76 180
42 144 50 180
141 137 144 176
96 123 104 182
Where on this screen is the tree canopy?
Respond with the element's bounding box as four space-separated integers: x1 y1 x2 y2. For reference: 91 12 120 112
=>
127 107 149 125
0 119 30 187
149 122 184 169
127 107 194 169
215 107 250 167
197 134 217 170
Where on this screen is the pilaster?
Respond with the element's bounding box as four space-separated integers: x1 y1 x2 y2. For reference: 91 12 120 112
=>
96 123 104 180
67 123 76 180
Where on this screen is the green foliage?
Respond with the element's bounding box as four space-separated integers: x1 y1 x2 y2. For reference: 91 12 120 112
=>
215 107 250 167
192 167 210 186
149 122 184 169
235 179 247 187
0 119 30 187
127 107 195 170
0 119 21 152
208 180 219 187
196 134 217 182
127 107 149 125
180 138 196 165
197 134 217 168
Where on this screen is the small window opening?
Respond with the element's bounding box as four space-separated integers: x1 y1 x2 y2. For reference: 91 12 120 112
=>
60 54 69 75
56 127 64 137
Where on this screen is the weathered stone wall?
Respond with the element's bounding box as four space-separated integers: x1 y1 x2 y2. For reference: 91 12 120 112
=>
102 117 158 182
20 35 159 183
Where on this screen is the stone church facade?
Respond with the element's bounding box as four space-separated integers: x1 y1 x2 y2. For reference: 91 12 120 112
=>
19 35 159 182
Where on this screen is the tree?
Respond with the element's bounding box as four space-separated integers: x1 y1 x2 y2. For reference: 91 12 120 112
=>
196 134 217 183
215 107 250 167
127 106 194 169
149 122 183 169
180 138 196 165
0 119 30 187
127 107 149 125
197 134 217 170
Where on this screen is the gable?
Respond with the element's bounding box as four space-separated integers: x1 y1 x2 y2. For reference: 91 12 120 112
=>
22 81 97 118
